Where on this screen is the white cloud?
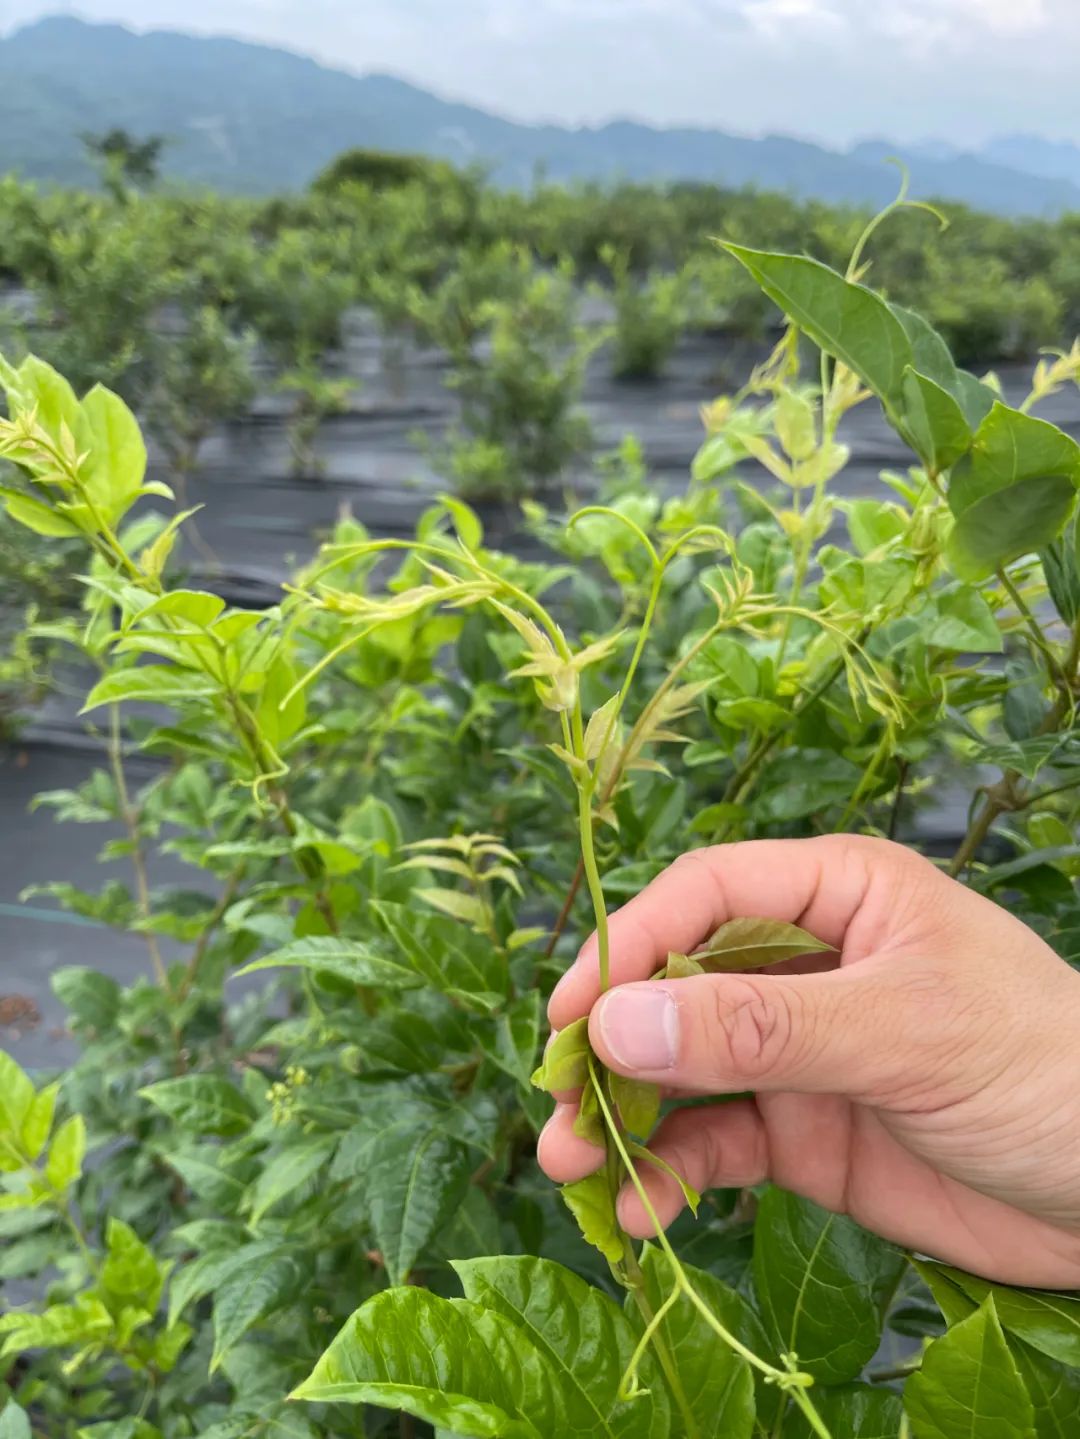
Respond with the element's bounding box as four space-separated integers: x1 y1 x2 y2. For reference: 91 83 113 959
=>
742 0 846 38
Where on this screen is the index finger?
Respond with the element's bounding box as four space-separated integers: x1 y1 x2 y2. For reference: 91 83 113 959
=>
547 835 884 1030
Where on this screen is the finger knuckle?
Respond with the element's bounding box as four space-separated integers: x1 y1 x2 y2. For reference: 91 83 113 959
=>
709 977 800 1081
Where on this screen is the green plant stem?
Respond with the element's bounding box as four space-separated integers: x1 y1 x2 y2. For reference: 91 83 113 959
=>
997 567 1066 686
107 704 170 991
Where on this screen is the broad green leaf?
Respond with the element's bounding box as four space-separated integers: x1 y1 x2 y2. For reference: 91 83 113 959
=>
293 1287 543 1435
76 384 148 524
81 665 219 714
417 886 490 928
630 1248 755 1439
126 590 226 630
696 918 834 972
926 587 1003 653
45 1113 86 1191
901 368 973 474
933 1267 1080 1370
372 900 507 1008
0 486 82 537
1 353 79 433
531 1017 590 1092
0 1402 31 1439
787 1383 904 1438
720 245 911 411
608 1073 660 1137
52 967 121 1031
296 1263 663 1437
904 1298 1035 1439
20 1082 58 1162
139 1075 255 1137
102 1218 164 1311
456 1256 670 1438
845 498 907 556
332 1096 473 1284
0 1052 34 1139
234 938 424 991
946 404 1080 580
561 1171 622 1265
211 1253 300 1372
888 304 995 428
246 1135 335 1225
1010 1336 1080 1439
168 1239 286 1328
752 1187 905 1384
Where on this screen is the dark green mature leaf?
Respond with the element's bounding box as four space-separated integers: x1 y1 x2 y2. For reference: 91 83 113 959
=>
901 369 973 474
787 1383 903 1438
139 1075 255 1137
295 1260 664 1437
752 1187 904 1384
1011 1337 1080 1439
456 1256 671 1438
720 246 911 411
372 900 508 1009
234 937 424 991
630 1248 755 1439
51 967 120 1031
696 918 834 972
946 405 1080 580
245 1135 336 1225
1041 520 1080 625
168 1239 287 1328
888 304 995 429
926 587 1002 654
904 1299 1035 1439
331 1090 475 1284
211 1254 300 1372
934 1267 1080 1369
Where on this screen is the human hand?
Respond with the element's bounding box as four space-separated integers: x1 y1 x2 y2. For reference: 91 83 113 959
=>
539 835 1080 1287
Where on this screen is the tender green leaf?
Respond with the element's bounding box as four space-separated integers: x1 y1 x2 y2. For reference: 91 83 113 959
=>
561 1171 623 1266
102 1218 164 1311
696 918 835 972
76 384 148 523
139 1076 255 1138
531 1017 591 1093
81 665 219 714
45 1113 86 1191
0 1052 34 1139
20 1082 58 1162
631 1248 755 1439
234 937 424 991
609 1074 660 1137
417 886 490 928
0 1402 31 1439
0 486 82 536
752 1187 905 1384
1010 1336 1080 1439
904 1298 1035 1439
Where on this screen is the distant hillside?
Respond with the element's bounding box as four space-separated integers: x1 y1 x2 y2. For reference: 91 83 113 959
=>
2 15 1080 217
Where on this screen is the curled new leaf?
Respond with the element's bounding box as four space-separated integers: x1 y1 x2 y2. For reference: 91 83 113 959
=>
561 1171 623 1266
530 1017 590 1093
696 917 835 972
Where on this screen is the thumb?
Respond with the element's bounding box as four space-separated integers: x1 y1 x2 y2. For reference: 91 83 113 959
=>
588 967 921 1099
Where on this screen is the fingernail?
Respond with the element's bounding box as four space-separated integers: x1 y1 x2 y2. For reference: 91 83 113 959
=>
597 988 679 1072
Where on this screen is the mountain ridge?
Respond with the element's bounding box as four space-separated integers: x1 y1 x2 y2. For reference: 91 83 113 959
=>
2 14 1079 217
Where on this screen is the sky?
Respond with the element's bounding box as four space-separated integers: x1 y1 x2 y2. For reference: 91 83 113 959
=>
0 0 1077 148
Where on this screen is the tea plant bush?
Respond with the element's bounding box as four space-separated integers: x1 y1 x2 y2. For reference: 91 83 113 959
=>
4 207 1080 1439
